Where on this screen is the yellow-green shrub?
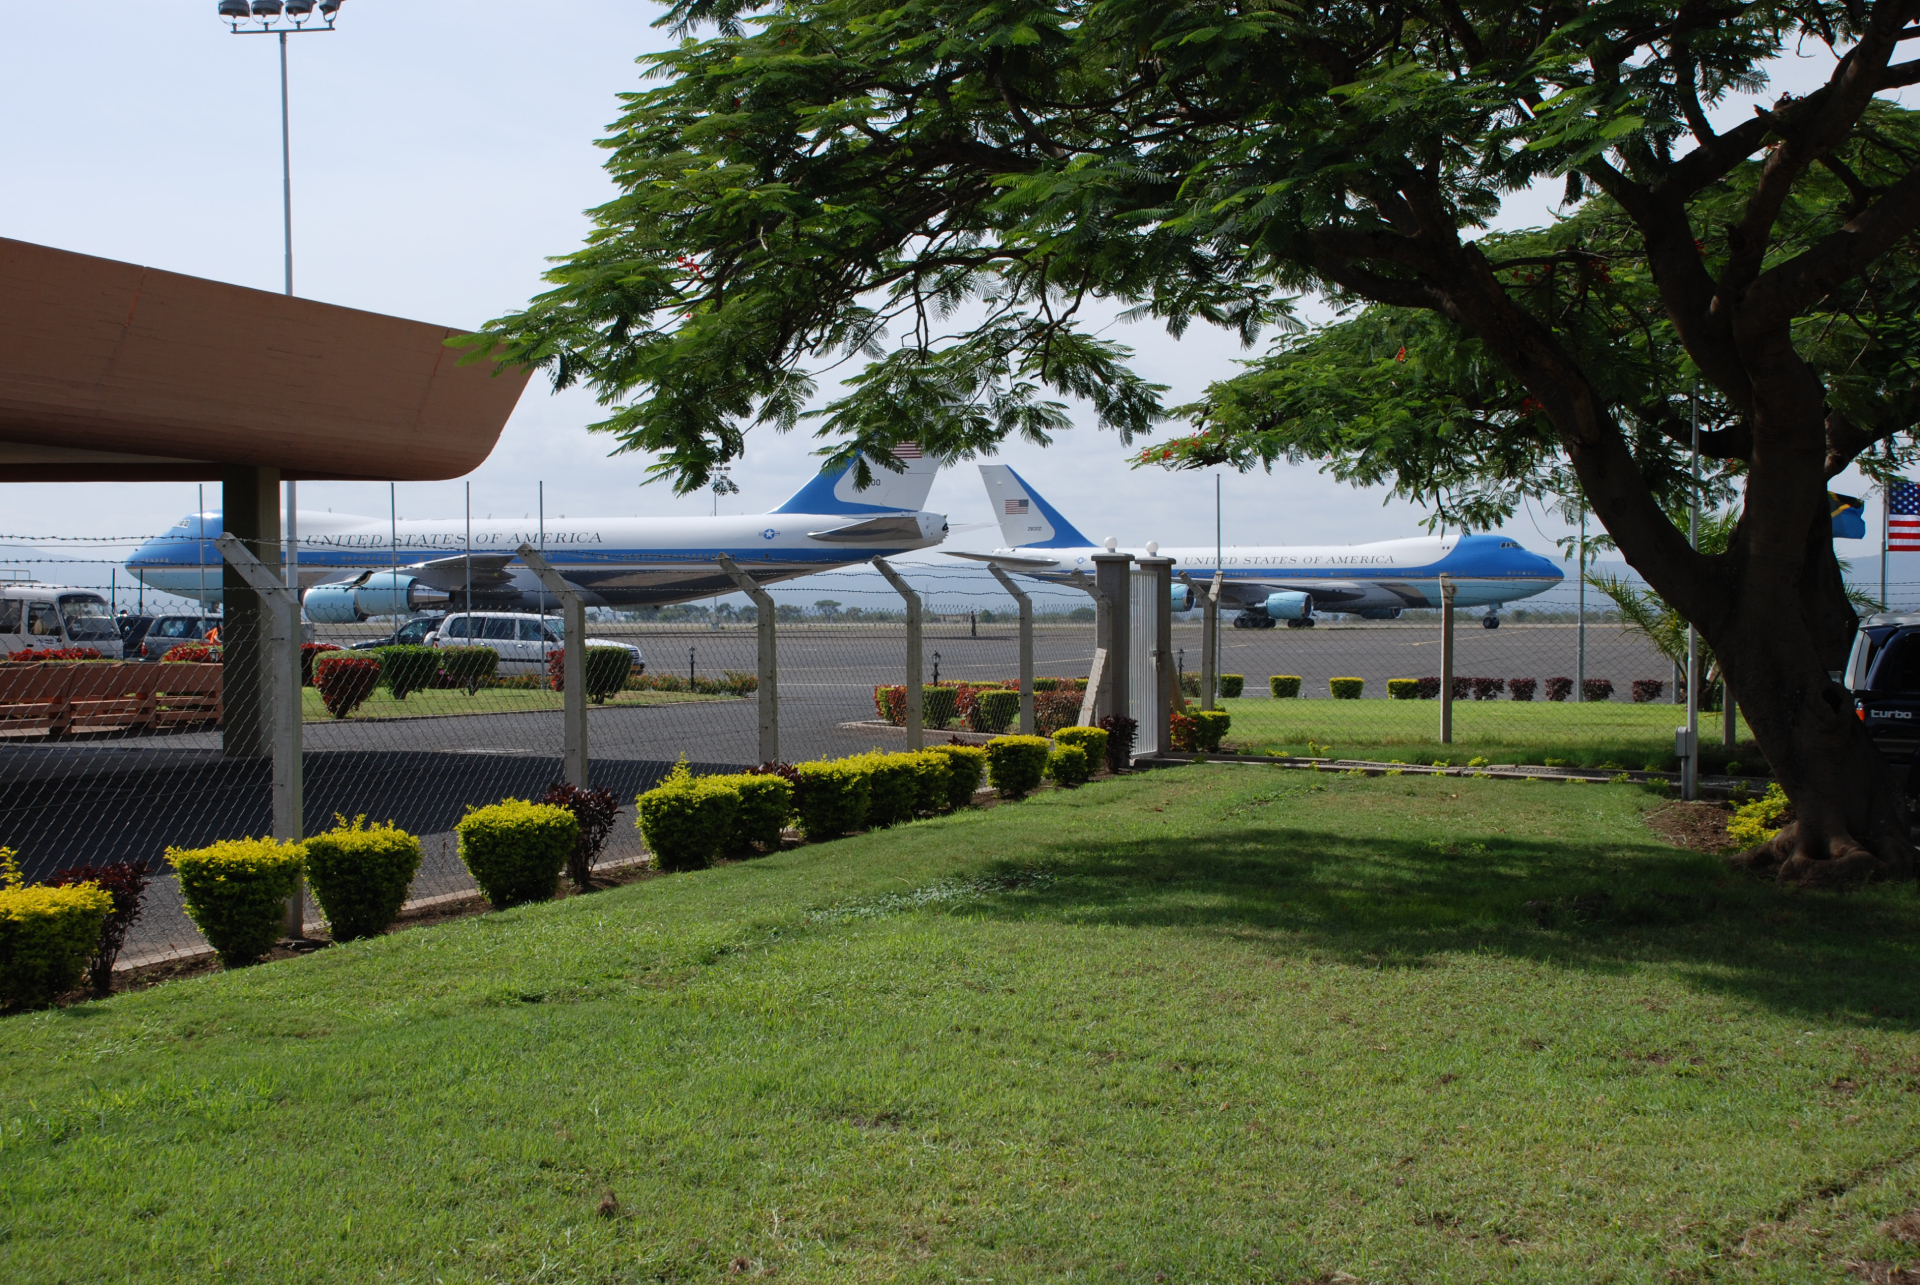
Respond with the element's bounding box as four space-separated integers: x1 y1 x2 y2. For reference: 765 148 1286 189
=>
1269 675 1302 698
0 853 112 1007
1727 783 1792 848
457 799 578 906
1046 743 1091 788
302 815 421 942
1218 674 1245 698
634 763 739 872
925 744 987 810
1329 677 1365 699
1387 678 1421 700
900 750 954 816
987 735 1052 798
853 752 922 828
1052 725 1109 771
705 772 793 856
169 837 306 966
794 759 871 839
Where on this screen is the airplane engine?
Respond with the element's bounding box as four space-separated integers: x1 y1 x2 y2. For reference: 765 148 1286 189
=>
1263 591 1311 621
303 572 451 624
1170 583 1193 612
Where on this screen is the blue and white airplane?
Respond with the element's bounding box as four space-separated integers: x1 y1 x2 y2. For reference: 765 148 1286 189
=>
125 450 948 620
948 465 1564 628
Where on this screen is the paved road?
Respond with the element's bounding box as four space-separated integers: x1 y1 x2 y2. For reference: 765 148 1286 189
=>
2 620 1669 964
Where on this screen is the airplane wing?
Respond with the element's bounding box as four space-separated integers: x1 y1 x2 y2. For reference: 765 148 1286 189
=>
404 553 517 590
943 550 1063 570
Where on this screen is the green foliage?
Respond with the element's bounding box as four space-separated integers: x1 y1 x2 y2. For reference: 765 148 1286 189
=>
922 686 959 730
1387 678 1421 701
313 655 380 719
437 646 499 693
987 736 1052 800
1187 710 1231 752
373 645 439 700
1728 783 1793 850
1217 675 1245 699
1052 726 1109 772
711 773 794 856
901 750 955 817
1329 678 1365 701
925 744 988 810
301 815 422 942
1270 675 1302 699
855 752 923 829
456 800 578 906
168 837 305 967
976 689 1021 734
0 860 112 1008
635 763 741 872
792 759 871 840
585 647 636 703
1046 744 1091 789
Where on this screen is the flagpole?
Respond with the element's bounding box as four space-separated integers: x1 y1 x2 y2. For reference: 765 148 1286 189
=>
1883 481 1890 610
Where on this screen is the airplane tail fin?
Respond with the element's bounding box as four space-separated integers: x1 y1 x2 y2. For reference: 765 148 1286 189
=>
770 444 940 514
979 464 1093 548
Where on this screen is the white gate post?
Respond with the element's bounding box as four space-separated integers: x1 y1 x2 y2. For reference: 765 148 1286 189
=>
1439 573 1456 746
987 564 1035 735
214 533 305 937
715 553 778 763
518 544 587 787
872 558 923 749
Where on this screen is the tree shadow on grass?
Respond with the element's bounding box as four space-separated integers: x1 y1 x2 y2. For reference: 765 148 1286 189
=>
964 822 1920 1027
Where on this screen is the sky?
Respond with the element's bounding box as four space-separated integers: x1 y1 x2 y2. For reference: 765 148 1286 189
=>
0 3 1911 605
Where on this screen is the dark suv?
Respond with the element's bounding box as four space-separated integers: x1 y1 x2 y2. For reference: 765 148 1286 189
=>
1845 614 1920 787
348 615 444 651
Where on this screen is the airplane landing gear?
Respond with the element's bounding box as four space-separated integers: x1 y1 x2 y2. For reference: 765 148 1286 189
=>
1286 616 1316 629
1482 614 1500 630
1232 611 1269 630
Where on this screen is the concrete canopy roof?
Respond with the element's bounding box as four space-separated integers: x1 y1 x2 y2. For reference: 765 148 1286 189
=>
0 237 532 483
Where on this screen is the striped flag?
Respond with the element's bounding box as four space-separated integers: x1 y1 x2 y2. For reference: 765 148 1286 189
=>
1892 480 1920 551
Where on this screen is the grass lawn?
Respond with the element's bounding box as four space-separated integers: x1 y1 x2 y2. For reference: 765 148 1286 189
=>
6 767 1920 1282
1220 696 1762 772
300 685 735 722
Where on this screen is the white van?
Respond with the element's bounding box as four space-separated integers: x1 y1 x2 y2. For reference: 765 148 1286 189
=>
426 612 642 676
0 585 126 658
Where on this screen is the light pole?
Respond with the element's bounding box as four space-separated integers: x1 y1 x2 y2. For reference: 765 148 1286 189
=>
218 1 343 299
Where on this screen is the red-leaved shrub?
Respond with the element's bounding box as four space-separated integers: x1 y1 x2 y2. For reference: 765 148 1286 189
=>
1630 678 1666 703
1509 677 1538 701
314 654 381 718
1545 676 1574 701
3 647 103 662
160 644 220 664
301 642 341 686
49 860 151 997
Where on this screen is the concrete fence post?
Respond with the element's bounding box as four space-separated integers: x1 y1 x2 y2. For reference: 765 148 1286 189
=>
715 553 778 763
1091 552 1133 725
872 558 923 749
1138 556 1175 755
987 565 1035 734
518 545 587 787
214 532 305 938
1439 573 1456 746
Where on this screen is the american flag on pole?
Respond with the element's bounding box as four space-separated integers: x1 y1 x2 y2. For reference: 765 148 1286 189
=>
1891 479 1920 551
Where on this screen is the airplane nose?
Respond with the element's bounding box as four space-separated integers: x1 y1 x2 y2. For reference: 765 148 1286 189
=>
1539 553 1565 582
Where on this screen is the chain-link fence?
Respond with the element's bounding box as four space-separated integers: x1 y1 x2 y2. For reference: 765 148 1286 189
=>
0 532 1901 969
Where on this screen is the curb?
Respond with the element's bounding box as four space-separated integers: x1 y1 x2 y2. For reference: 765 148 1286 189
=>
1137 752 1769 799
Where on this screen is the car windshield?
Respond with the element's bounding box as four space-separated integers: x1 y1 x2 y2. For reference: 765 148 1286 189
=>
543 615 565 636
58 595 119 641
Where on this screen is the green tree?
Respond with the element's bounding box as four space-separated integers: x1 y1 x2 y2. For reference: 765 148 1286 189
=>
814 598 843 621
472 0 1920 883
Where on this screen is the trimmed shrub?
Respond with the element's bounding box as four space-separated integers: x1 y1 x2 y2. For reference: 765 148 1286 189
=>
314 654 381 718
793 758 871 839
923 685 959 729
300 642 341 686
438 645 499 693
1189 709 1230 751
1047 743 1091 788
976 689 1020 734
859 753 924 828
1052 725 1109 772
1509 677 1538 701
1034 688 1083 734
634 770 736 872
1270 675 1303 699
373 645 439 699
1582 678 1615 702
1470 676 1505 701
987 735 1052 798
169 837 305 967
901 750 954 817
1387 678 1420 700
539 783 621 889
1329 677 1364 700
160 644 221 664
1631 678 1666 704
1728 783 1792 848
1450 676 1471 700
1545 676 1574 701
1099 714 1138 772
48 859 152 998
1032 676 1089 692
1178 672 1202 697
301 815 421 942
457 799 577 906
712 773 793 855
546 646 636 703
0 849 113 1008
926 743 988 810
1218 674 1245 698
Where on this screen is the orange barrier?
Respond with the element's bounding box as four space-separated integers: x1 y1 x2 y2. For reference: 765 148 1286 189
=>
0 663 222 736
